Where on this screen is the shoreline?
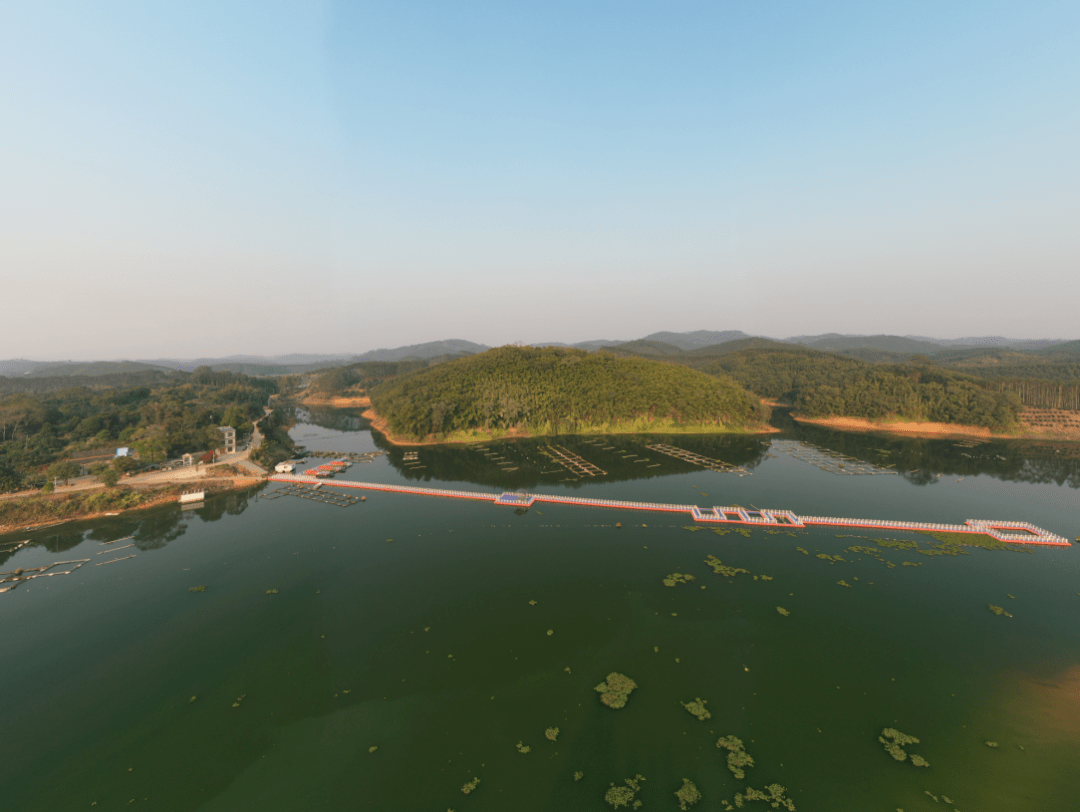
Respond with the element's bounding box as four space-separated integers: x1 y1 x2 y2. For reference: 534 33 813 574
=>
361 407 780 447
302 395 372 409
0 476 264 537
791 413 1080 441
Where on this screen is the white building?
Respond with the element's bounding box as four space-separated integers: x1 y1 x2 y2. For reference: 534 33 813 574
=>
274 462 294 473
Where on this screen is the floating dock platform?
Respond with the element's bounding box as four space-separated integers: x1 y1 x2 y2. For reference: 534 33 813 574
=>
268 474 1069 546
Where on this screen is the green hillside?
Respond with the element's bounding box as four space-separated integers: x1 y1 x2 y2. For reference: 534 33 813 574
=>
707 348 1022 428
369 346 767 441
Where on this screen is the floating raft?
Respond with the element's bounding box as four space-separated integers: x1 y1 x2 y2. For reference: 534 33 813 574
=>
268 474 1069 546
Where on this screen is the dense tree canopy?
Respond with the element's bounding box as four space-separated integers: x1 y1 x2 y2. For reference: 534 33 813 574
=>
705 348 1022 428
370 346 765 440
0 370 275 491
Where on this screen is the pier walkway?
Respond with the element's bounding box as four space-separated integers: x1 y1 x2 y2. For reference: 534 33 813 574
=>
268 474 1070 546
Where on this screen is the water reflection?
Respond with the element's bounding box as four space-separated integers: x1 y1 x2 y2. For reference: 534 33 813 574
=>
0 488 257 566
790 422 1080 488
280 405 370 434
373 432 772 490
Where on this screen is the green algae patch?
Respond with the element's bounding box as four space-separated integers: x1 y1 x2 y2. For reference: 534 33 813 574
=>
605 774 645 809
675 778 702 810
704 555 749 578
716 735 754 779
663 573 696 587
681 697 711 721
879 728 928 766
595 672 637 709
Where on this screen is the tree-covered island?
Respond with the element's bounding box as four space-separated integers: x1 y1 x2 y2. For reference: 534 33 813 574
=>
366 346 773 444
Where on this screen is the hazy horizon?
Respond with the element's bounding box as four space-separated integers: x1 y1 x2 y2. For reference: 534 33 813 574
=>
4 1 1078 358
4 329 1078 366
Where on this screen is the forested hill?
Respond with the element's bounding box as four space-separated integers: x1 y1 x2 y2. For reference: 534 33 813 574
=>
369 346 767 441
704 348 1022 428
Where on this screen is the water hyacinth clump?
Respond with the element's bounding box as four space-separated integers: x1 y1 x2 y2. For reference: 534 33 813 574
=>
188 586 206 592
515 741 531 754
704 555 749 578
716 735 754 779
545 727 559 742
605 774 645 809
573 771 584 782
737 784 796 811
776 606 790 616
663 572 696 587
675 778 702 810
878 728 928 766
988 605 1013 617
681 697 711 721
461 777 480 795
595 672 638 709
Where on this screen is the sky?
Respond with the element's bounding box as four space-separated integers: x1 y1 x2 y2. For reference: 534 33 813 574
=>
2 0 1078 360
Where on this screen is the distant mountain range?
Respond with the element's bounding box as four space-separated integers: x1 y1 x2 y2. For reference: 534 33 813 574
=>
3 332 1077 379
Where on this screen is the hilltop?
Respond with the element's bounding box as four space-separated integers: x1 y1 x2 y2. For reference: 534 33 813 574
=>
367 346 769 443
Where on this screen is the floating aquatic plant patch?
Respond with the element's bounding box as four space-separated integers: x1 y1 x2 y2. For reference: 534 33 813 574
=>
716 735 754 779
461 777 480 794
675 778 702 810
595 672 637 709
988 605 1013 617
605 774 645 809
188 586 206 592
735 784 796 811
704 555 749 578
663 572 696 587
776 606 790 616
545 727 559 742
515 741 531 754
878 728 928 766
681 697 710 721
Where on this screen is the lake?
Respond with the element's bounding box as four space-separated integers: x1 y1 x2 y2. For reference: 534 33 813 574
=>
2 407 1078 811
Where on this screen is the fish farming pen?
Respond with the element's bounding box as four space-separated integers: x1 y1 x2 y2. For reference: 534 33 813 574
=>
645 443 751 475
267 473 1069 546
770 440 897 476
306 450 385 462
539 445 607 477
1 559 91 593
264 483 360 507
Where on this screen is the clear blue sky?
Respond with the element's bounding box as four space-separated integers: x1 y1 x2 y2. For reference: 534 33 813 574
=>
2 1 1077 359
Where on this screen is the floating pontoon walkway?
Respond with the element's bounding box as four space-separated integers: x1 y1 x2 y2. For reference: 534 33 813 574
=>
268 474 1069 546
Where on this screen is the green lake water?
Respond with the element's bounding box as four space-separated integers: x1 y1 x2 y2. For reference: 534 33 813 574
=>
2 407 1079 811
